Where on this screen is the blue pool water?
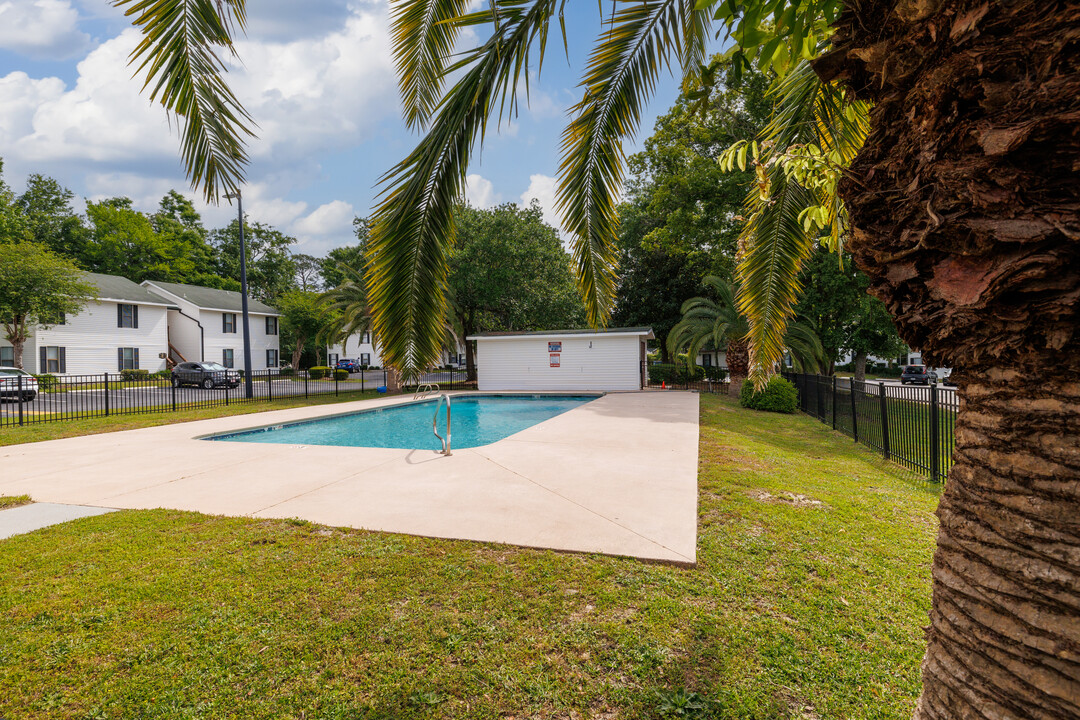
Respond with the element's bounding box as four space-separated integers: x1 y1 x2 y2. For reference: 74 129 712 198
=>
206 394 599 450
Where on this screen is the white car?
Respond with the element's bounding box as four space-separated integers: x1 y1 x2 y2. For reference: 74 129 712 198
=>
0 367 39 402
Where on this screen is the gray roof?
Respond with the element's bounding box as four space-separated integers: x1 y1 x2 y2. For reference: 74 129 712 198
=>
143 280 279 315
83 272 178 307
469 327 654 339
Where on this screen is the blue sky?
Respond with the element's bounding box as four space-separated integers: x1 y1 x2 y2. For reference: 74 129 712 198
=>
0 0 708 257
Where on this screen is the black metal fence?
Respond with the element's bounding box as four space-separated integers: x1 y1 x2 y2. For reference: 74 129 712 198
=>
0 368 390 429
783 372 958 483
645 363 732 394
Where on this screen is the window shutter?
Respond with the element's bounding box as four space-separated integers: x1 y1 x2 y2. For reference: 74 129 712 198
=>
223 349 227 366
118 348 124 371
134 347 140 369
223 314 227 333
58 347 66 374
133 305 139 329
117 304 123 327
40 347 47 374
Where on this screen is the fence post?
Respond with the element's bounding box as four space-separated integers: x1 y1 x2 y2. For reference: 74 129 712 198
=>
104 373 110 417
850 379 859 443
878 382 890 461
17 374 24 426
267 370 273 402
335 374 339 396
171 377 176 412
361 367 365 392
929 383 941 483
304 371 309 399
831 375 838 430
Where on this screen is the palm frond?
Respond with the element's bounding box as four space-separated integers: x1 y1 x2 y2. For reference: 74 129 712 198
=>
558 0 711 327
369 0 557 374
391 0 473 130
117 0 256 202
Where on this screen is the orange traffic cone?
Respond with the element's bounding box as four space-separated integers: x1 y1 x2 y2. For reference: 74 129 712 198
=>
661 380 666 389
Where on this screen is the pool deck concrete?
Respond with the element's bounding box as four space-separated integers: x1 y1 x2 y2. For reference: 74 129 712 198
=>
0 391 699 564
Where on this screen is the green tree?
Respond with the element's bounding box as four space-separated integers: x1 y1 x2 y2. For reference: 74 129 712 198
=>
211 220 297 302
84 198 173 282
0 241 97 369
794 249 905 380
0 162 31 247
448 202 586 380
320 220 370 289
293 253 323 292
16 174 90 261
276 290 329 370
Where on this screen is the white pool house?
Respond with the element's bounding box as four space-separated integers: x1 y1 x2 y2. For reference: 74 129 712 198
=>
468 328 654 392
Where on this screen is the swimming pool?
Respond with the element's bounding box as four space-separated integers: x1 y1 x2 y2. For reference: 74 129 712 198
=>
206 394 600 450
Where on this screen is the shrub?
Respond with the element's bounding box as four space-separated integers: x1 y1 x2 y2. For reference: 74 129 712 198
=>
153 369 172 379
33 373 59 390
648 364 707 386
739 376 798 414
120 369 151 382
308 366 331 380
278 367 295 376
333 369 350 381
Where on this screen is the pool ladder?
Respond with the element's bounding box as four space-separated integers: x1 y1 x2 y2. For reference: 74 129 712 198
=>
414 382 439 400
432 393 452 456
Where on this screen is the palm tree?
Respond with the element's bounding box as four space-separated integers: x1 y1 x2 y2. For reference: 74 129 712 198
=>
317 262 374 355
668 276 824 395
122 0 1078 715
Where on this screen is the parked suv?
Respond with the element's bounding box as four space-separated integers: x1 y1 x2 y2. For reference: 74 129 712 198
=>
335 358 360 373
0 367 38 402
900 365 936 385
171 362 241 389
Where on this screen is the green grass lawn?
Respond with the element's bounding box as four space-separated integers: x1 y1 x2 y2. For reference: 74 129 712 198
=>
0 394 939 719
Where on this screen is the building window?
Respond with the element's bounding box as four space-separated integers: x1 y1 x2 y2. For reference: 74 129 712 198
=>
117 304 138 328
222 349 235 368
328 353 339 367
265 316 278 335
117 347 140 371
0 346 13 365
223 313 237 333
266 349 278 368
702 354 712 367
361 332 370 344
39 346 66 374
360 353 371 366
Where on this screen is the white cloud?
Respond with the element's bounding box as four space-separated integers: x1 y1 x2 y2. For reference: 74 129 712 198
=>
0 0 91 59
519 173 565 236
464 173 501 209
292 199 354 236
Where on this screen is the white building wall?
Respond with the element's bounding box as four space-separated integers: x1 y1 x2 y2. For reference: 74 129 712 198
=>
327 332 383 367
476 334 645 392
167 310 203 363
200 310 279 371
0 335 38 370
28 301 170 374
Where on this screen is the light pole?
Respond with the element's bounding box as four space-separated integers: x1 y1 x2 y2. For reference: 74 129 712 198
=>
225 189 254 399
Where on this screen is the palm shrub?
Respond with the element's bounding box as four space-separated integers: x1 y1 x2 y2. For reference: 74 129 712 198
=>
739 377 798 414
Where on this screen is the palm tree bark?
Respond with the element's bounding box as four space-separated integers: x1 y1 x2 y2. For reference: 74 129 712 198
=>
725 337 749 396
815 1 1080 717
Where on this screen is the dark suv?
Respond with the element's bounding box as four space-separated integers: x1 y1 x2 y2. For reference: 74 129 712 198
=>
172 362 241 389
900 365 936 385
335 358 360 373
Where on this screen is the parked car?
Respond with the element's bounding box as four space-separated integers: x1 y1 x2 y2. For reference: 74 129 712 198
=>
931 367 954 386
171 362 241 389
0 367 38 402
335 358 360 373
900 365 936 385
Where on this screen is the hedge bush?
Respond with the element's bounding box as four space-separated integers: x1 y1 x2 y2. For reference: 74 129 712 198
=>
152 369 172 379
33 374 59 390
308 366 331 380
333 369 350 381
278 367 295 376
120 369 151 382
739 376 798 414
647 364 710 386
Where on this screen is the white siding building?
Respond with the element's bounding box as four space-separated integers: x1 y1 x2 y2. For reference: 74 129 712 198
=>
142 281 281 372
469 328 654 392
0 272 176 375
326 331 383 368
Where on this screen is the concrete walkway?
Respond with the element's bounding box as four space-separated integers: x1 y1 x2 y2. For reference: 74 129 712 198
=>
0 392 699 564
0 502 118 540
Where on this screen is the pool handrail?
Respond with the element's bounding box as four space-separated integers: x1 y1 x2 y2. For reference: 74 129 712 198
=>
432 393 451 455
414 382 439 400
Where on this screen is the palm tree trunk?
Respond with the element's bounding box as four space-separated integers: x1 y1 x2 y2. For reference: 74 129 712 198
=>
816 1 1080 716
725 337 749 397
